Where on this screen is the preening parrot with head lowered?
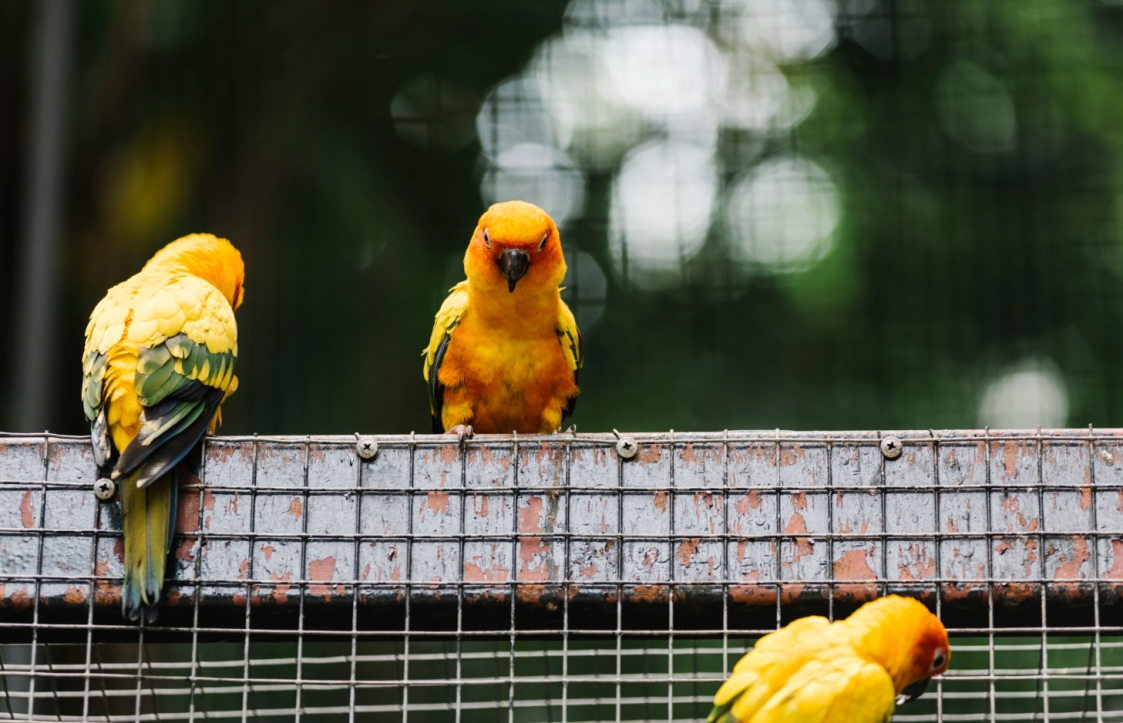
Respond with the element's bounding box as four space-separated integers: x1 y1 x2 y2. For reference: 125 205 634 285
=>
708 595 950 723
423 200 581 437
82 234 244 621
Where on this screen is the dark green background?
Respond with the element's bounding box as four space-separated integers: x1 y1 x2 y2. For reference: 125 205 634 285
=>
4 0 1123 437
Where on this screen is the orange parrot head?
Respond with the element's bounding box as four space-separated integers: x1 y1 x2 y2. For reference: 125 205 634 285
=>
146 233 246 310
464 201 565 294
846 595 950 705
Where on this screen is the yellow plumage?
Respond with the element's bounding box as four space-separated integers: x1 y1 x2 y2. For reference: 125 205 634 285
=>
422 202 581 435
82 233 244 621
709 596 950 723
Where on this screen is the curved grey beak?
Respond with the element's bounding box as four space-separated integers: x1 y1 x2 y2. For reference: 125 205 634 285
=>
896 677 931 706
498 249 530 292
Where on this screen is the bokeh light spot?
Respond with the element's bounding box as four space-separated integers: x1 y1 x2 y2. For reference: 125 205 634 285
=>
978 358 1069 429
725 155 841 274
480 143 586 228
609 140 718 289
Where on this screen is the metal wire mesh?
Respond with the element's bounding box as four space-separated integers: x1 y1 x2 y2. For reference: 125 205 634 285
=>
2 429 1123 721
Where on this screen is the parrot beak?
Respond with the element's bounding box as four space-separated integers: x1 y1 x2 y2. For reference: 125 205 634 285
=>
896 677 931 706
497 249 530 292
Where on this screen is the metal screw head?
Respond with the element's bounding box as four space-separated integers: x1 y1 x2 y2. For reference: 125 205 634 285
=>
356 437 379 460
880 436 903 460
93 478 116 501
616 436 639 460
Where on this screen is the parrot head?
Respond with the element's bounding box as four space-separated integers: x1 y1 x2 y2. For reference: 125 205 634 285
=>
847 595 950 706
465 201 566 294
146 233 246 310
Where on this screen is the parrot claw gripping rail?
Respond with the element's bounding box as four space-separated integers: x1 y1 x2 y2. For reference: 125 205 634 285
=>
0 429 1121 720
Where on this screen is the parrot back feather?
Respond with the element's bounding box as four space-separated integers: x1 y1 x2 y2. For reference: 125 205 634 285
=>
120 467 178 622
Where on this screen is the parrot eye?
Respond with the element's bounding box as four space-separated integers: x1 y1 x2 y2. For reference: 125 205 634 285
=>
931 649 947 671
538 232 549 251
483 228 491 249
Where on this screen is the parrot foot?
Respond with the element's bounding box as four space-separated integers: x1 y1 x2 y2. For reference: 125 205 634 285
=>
446 425 474 444
556 424 577 435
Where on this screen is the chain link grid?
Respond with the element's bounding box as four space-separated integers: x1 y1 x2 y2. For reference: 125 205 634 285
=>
0 430 1121 721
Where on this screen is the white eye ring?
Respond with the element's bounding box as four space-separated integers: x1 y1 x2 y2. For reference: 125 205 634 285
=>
538 232 549 251
483 228 491 248
931 650 946 671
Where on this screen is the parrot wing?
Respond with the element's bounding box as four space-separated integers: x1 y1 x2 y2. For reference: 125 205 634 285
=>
83 279 142 467
111 273 238 488
423 281 468 433
555 299 582 421
708 617 833 723
749 653 896 723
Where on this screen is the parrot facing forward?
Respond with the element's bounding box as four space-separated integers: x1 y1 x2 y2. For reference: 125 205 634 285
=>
82 234 244 621
423 200 581 436
708 595 950 723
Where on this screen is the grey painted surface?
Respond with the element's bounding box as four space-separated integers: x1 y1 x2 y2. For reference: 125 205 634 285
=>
1 430 1121 628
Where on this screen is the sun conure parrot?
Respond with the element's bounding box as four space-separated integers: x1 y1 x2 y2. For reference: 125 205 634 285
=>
82 234 244 621
708 595 950 723
423 200 581 437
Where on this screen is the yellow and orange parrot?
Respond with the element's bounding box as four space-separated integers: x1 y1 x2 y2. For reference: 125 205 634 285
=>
708 595 950 723
82 234 244 621
423 201 581 436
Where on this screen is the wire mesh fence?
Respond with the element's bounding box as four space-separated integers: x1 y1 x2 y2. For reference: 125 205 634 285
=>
2 430 1123 721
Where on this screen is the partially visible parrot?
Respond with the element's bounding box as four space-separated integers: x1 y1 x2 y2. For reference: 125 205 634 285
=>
82 234 244 621
708 595 950 723
423 200 581 437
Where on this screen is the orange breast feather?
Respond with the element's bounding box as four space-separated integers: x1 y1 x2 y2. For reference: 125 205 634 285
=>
439 310 577 434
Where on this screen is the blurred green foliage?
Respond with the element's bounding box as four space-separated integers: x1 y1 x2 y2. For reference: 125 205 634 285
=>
1 0 1123 435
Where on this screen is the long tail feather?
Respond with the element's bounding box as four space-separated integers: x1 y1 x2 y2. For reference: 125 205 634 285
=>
120 466 177 622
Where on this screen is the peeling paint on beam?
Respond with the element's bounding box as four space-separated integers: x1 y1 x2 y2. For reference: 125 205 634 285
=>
2 430 1123 637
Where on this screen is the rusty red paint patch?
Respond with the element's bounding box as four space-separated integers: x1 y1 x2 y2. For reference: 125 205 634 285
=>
6 587 31 611
779 584 806 604
779 444 806 466
996 582 1037 605
271 572 293 605
63 587 87 605
261 545 275 561
465 559 510 582
175 489 201 534
1053 536 1090 580
782 512 814 562
898 544 936 580
19 491 33 528
729 584 777 606
942 583 987 603
175 537 196 562
1107 540 1123 580
630 585 668 603
518 537 551 581
1003 440 1019 478
519 496 543 534
834 549 876 581
425 491 450 516
516 584 548 605
287 498 303 520
676 538 700 566
308 557 338 598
